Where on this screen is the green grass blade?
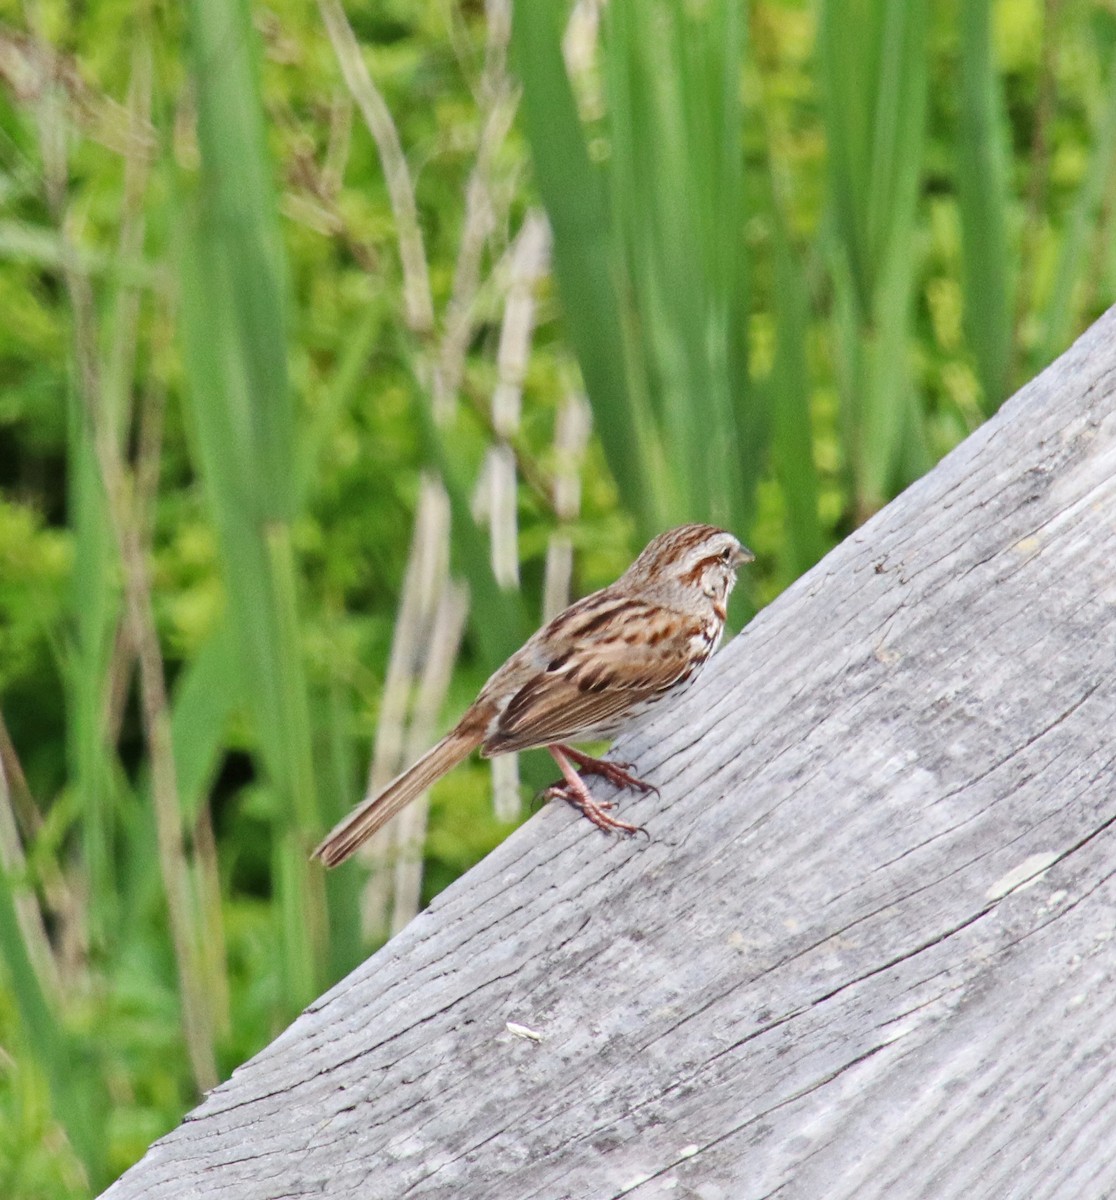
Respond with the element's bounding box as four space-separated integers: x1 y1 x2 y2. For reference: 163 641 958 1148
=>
65 402 118 948
514 0 756 542
180 0 325 1007
861 249 923 503
1037 16 1116 369
321 667 364 980
602 0 753 534
0 857 103 1178
868 2 929 270
768 200 825 576
510 0 663 538
184 0 294 525
818 0 879 315
957 0 1014 411
819 0 928 512
819 0 928 305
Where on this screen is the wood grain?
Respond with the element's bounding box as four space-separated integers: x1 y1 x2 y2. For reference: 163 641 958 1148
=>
103 308 1116 1199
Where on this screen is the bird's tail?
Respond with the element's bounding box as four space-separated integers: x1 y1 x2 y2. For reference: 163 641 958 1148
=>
313 727 482 868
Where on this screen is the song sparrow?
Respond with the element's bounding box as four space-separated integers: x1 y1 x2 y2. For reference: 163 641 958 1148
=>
314 524 753 867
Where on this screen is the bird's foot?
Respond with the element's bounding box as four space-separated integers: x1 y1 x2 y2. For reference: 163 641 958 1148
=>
544 743 650 837
542 781 645 836
553 744 660 798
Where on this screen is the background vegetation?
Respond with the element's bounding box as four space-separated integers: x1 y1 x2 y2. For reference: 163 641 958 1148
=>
1 0 1114 1193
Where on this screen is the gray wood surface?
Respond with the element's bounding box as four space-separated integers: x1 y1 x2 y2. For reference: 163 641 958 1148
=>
104 309 1116 1200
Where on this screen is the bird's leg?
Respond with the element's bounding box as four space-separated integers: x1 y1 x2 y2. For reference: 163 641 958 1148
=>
545 745 644 835
553 743 660 798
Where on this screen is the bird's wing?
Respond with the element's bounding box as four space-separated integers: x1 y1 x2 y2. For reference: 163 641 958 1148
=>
482 598 706 754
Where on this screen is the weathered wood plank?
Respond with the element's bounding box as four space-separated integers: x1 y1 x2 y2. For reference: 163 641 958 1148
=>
104 308 1116 1199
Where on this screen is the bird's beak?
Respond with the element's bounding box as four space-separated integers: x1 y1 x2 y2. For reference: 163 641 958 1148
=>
734 544 756 567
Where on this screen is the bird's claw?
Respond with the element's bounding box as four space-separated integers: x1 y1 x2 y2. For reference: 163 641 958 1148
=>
542 782 644 836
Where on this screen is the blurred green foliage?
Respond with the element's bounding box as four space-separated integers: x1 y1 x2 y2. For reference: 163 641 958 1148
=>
1 0 1115 1193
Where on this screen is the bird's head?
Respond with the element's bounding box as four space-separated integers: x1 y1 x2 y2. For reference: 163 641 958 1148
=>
626 524 755 613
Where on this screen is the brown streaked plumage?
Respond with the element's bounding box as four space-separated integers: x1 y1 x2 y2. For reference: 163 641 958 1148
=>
313 524 754 867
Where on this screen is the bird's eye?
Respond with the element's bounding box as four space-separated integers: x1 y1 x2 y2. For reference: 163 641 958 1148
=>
720 547 733 564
